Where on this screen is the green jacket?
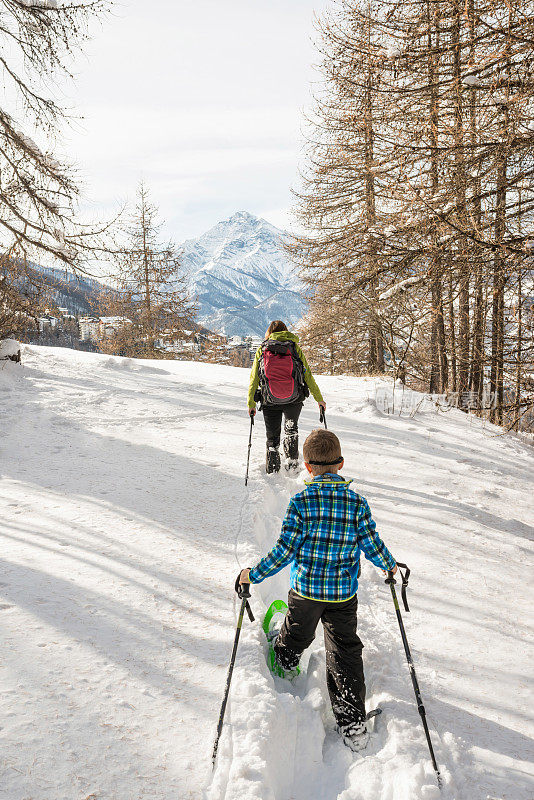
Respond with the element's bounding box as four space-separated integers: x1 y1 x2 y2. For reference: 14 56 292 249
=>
247 331 324 409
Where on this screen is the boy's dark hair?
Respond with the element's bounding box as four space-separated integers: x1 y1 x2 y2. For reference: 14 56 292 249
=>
303 430 342 475
266 320 288 336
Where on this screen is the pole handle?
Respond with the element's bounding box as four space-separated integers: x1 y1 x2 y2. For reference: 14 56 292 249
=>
319 407 327 429
234 574 255 621
237 581 251 599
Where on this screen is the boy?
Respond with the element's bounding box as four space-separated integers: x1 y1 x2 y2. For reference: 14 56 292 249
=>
238 429 397 751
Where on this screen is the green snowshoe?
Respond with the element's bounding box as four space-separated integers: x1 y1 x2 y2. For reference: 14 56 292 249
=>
262 599 300 680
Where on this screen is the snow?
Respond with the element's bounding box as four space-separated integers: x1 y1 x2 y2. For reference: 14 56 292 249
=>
16 131 41 155
44 154 62 171
462 76 483 87
385 44 404 59
379 275 424 301
0 338 21 359
20 0 58 7
1 347 533 800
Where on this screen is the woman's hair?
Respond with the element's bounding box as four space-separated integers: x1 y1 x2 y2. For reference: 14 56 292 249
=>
266 320 288 337
303 430 342 475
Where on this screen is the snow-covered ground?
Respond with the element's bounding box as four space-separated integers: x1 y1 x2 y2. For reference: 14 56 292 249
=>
0 346 532 800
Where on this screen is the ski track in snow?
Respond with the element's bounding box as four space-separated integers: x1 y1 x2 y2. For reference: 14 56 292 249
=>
0 347 532 800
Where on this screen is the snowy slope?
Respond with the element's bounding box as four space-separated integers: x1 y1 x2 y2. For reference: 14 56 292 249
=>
180 212 306 337
15 261 108 315
0 347 533 800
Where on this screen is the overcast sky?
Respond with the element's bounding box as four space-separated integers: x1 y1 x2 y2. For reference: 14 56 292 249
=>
61 0 330 242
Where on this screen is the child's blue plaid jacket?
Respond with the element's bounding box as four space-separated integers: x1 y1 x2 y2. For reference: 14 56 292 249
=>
249 474 396 602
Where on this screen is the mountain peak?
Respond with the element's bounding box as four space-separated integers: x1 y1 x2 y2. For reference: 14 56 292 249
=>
226 211 259 224
180 212 305 337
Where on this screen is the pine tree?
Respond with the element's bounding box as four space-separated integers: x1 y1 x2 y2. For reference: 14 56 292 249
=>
98 183 197 359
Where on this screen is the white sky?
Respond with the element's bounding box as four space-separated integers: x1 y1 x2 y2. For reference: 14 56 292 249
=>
61 0 331 242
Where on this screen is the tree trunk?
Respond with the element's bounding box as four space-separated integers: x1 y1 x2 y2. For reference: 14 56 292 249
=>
140 188 153 354
452 0 469 401
489 12 511 426
364 10 384 374
515 270 522 430
447 268 457 393
467 0 484 409
490 173 507 425
427 1 448 393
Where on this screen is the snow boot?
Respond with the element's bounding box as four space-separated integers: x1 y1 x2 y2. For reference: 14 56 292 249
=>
283 419 299 463
266 446 281 474
337 719 370 752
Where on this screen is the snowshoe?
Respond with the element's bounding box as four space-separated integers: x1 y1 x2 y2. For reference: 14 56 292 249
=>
284 459 299 475
337 719 370 752
262 600 300 680
266 447 281 474
366 708 382 724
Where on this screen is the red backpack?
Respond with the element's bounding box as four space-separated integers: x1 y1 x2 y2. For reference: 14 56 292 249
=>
257 339 309 406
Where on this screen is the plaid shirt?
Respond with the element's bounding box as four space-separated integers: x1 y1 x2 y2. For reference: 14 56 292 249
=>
249 475 396 602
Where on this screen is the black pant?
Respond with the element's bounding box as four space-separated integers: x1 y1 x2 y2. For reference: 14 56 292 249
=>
262 401 303 460
275 589 366 728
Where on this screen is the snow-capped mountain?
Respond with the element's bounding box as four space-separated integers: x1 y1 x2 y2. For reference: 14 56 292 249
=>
180 211 306 337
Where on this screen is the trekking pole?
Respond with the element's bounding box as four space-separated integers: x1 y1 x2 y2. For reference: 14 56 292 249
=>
385 563 442 788
245 413 255 486
212 577 255 768
319 406 327 429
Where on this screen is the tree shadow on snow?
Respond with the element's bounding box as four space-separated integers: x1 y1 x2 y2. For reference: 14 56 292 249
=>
427 695 534 800
357 478 534 544
0 359 255 789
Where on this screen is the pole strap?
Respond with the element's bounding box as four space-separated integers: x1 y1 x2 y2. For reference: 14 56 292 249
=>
234 573 255 622
396 562 410 612
386 561 410 612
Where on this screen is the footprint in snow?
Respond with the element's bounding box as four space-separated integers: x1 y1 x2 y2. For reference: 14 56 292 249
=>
0 603 13 610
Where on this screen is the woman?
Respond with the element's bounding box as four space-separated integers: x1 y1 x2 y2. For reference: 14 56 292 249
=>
247 320 325 473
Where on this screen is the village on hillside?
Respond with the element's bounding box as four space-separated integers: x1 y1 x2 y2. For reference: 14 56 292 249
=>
26 306 262 366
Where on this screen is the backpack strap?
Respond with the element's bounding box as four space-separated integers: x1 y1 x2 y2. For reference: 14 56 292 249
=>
288 341 307 391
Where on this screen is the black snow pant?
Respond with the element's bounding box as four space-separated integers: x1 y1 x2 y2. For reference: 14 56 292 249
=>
274 590 366 728
262 401 303 461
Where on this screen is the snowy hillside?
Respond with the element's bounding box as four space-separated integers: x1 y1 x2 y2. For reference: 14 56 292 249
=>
180 211 306 337
21 261 108 316
1 347 533 800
